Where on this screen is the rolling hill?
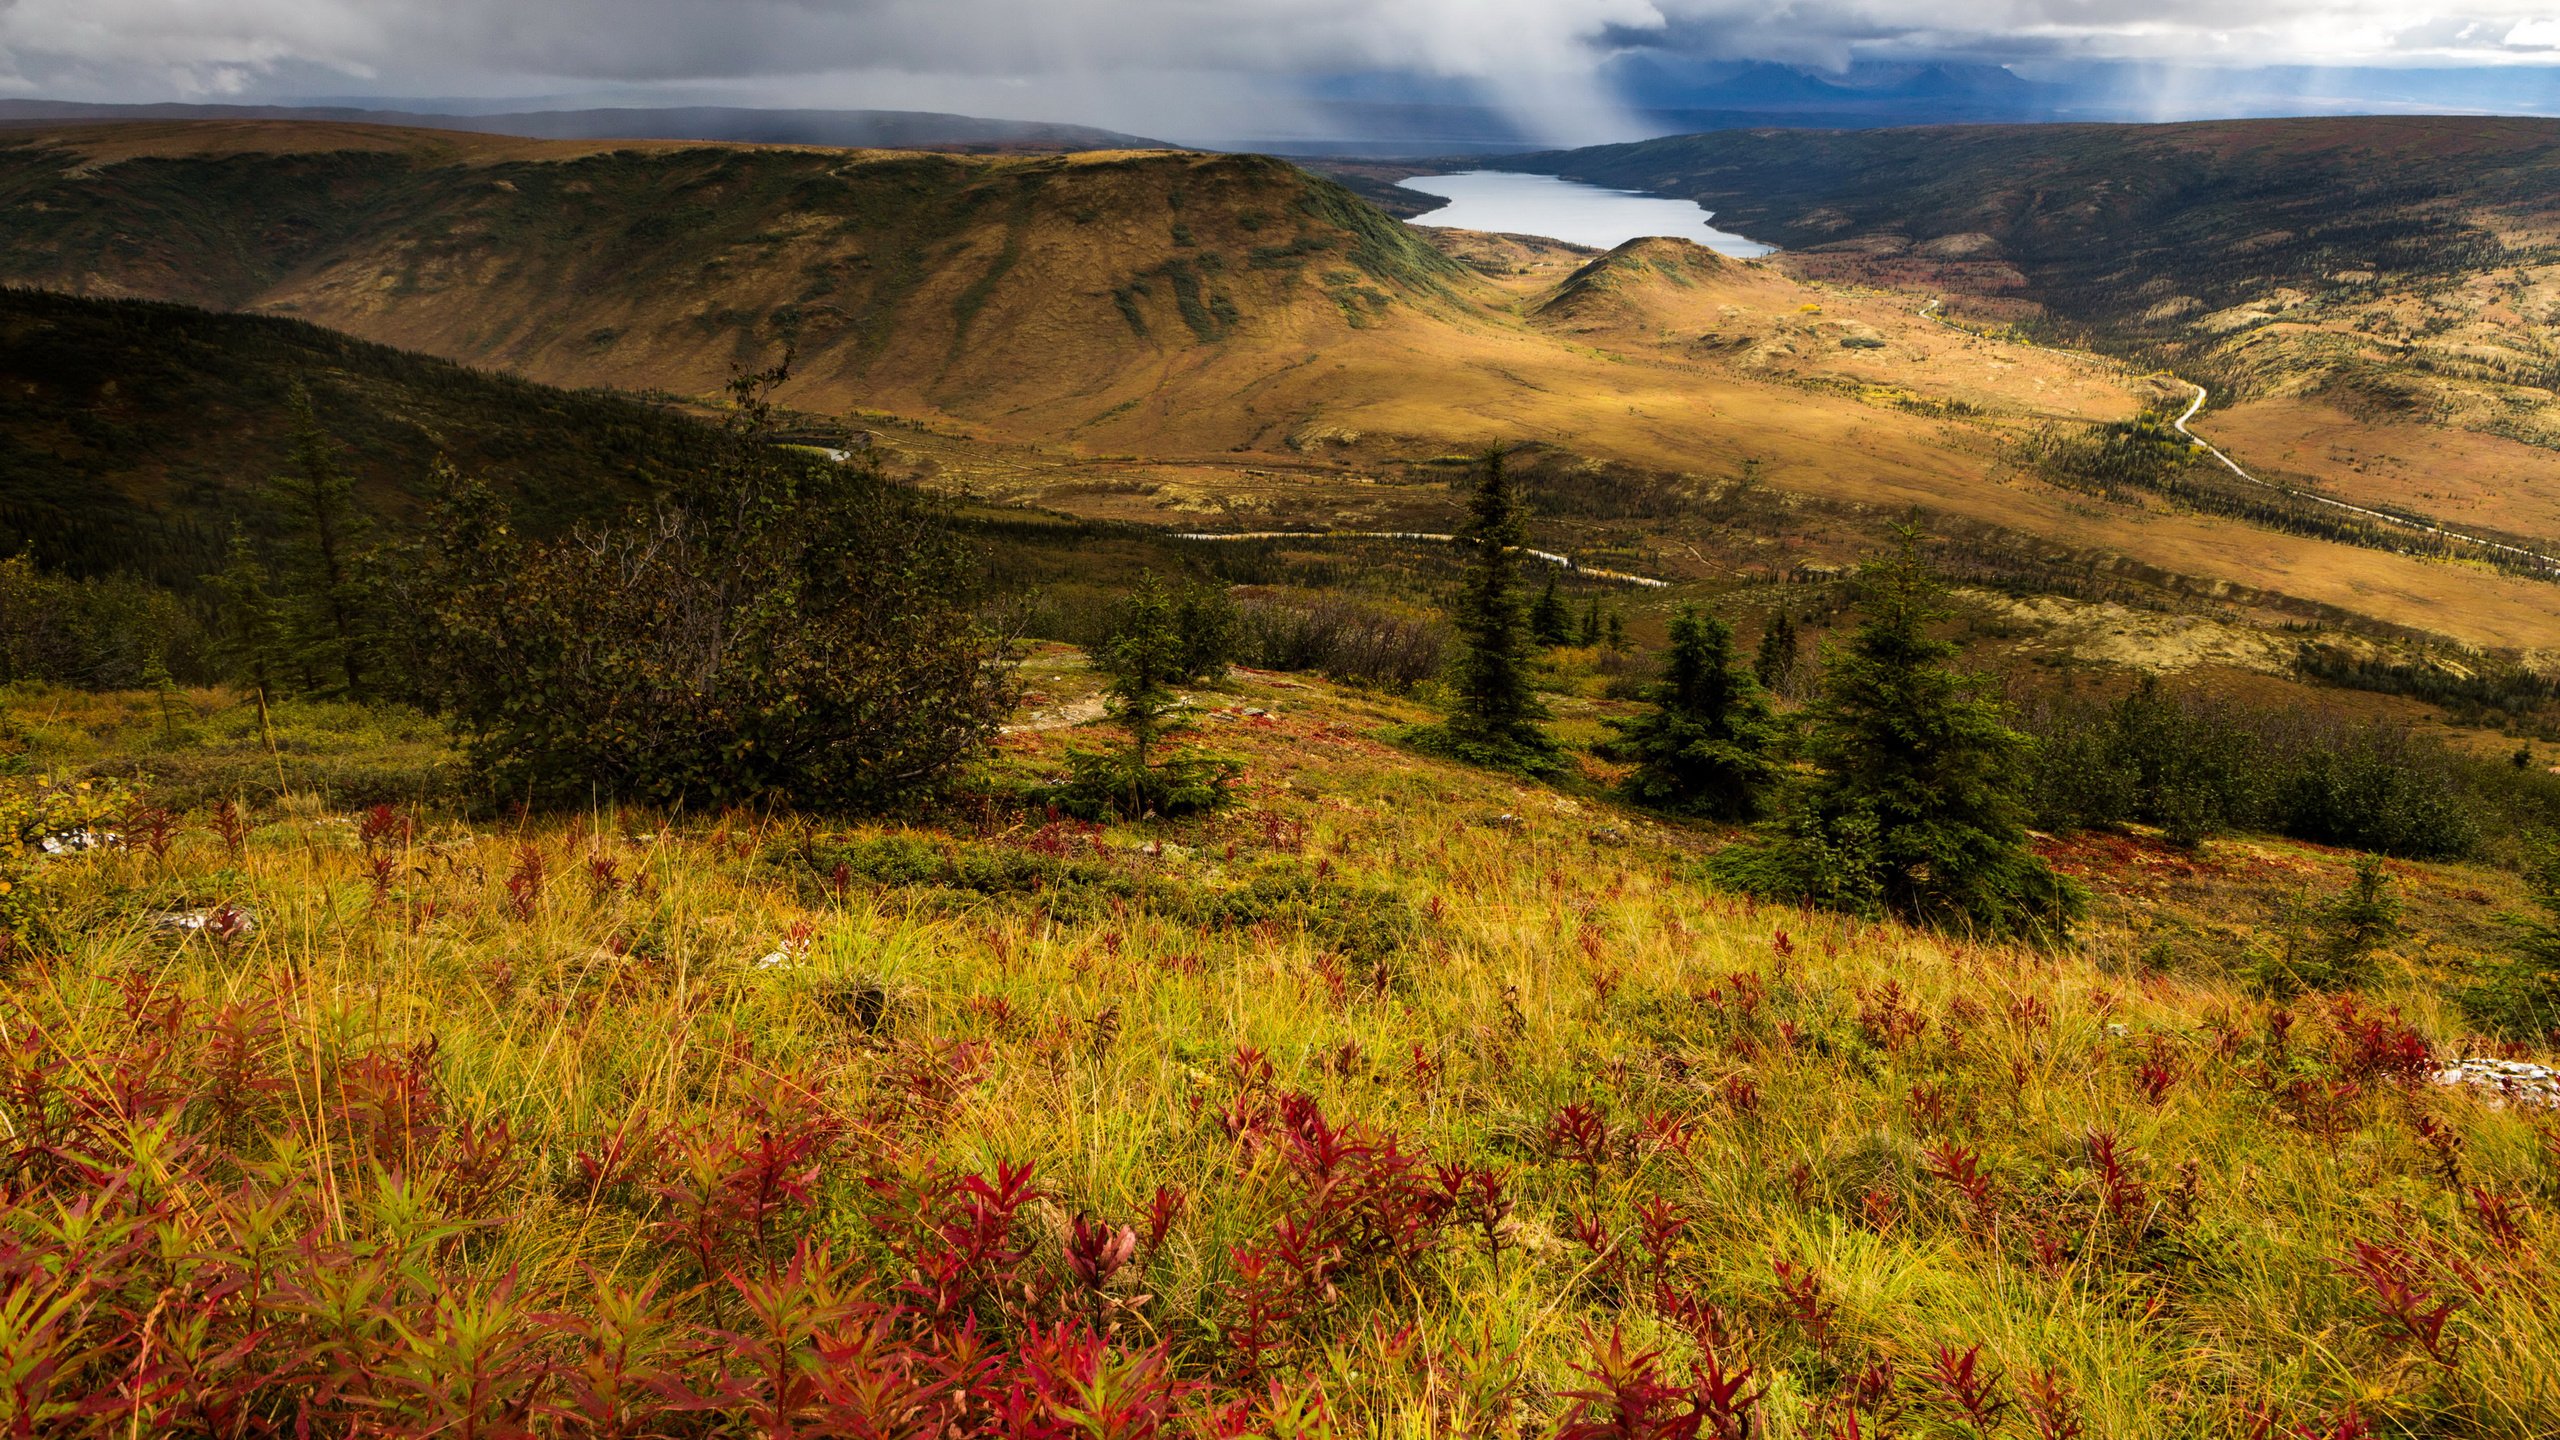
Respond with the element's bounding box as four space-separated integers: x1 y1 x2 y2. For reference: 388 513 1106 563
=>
9 118 2560 657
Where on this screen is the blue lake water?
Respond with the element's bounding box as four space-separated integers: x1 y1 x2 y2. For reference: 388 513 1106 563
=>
1398 171 1774 258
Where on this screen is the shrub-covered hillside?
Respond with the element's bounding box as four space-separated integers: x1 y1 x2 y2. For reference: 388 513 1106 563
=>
1 667 2554 1437
0 287 724 587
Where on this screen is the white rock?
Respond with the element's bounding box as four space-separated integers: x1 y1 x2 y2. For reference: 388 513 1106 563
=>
2431 1057 2560 1109
152 908 256 935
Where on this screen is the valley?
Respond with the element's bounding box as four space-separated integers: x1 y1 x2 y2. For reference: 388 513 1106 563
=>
9 117 2560 663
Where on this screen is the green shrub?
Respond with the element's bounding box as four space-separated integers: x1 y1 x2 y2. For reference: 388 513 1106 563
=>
2020 680 2482 858
1046 748 1240 822
408 367 1015 813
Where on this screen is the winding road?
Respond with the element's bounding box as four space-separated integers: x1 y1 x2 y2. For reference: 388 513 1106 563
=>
1921 298 2560 576
2165 383 2560 574
1169 530 1669 588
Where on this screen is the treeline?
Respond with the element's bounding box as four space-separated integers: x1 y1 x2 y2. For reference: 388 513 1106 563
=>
8 363 1017 813
0 561 204 691
2297 643 2559 729
2014 678 2508 859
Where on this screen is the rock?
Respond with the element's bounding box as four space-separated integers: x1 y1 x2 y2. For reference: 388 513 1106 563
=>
1587 826 1628 846
2431 1057 2560 1110
754 950 795 970
40 830 114 855
153 907 256 937
1487 813 1526 831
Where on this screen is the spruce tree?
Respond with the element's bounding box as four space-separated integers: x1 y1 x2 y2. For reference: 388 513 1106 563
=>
1102 573 1187 769
1579 596 1602 646
1720 530 2078 936
1530 577 1574 647
1603 609 1627 650
1602 608 1781 820
1415 448 1560 773
206 528 290 696
1173 582 1241 682
1754 610 1799 692
266 391 373 696
1057 571 1239 819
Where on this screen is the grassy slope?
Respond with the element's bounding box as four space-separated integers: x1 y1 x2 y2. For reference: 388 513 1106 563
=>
0 286 725 587
4 665 2556 1436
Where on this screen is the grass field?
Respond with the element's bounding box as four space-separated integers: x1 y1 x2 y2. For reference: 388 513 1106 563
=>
3 663 2556 1437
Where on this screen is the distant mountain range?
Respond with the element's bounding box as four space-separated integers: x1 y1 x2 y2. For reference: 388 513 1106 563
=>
0 100 1167 154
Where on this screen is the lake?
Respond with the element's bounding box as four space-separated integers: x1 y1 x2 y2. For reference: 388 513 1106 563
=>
1398 171 1773 257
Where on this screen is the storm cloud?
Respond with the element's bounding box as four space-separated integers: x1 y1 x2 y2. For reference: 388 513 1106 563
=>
6 0 2559 140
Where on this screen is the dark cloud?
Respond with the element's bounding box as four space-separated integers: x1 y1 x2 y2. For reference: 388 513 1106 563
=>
4 0 2556 140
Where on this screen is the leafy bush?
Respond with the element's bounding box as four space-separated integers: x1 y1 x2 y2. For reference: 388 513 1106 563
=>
2019 682 2479 858
1236 595 1446 690
408 369 1015 813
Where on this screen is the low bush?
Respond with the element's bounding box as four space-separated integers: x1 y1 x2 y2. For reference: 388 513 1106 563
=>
1047 747 1241 822
1236 595 1447 690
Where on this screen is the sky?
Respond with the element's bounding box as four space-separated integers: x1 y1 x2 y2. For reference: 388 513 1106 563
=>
6 0 2560 145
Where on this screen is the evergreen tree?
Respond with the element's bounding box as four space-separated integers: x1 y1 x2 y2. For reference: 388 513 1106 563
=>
1101 573 1188 768
205 528 289 695
1530 577 1574 647
1603 609 1627 650
1412 448 1560 773
1754 610 1800 692
1053 571 1240 819
1601 607 1782 819
1172 581 1241 682
1717 531 2078 937
1579 596 1603 646
265 391 373 696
